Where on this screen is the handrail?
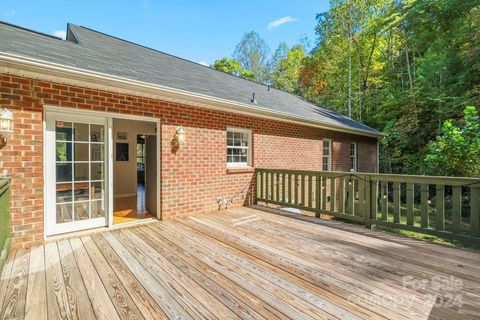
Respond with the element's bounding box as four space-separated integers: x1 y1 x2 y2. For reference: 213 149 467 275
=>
255 168 480 244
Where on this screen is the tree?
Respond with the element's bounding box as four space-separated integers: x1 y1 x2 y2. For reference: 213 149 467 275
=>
211 57 254 80
300 0 480 175
233 31 271 83
425 106 480 177
271 43 307 94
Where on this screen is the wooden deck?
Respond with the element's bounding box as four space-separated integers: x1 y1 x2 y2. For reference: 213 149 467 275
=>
1 206 480 319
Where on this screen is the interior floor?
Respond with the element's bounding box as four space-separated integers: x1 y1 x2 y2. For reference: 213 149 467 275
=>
113 183 155 224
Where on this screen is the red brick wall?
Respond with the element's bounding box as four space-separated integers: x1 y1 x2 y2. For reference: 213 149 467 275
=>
0 74 378 248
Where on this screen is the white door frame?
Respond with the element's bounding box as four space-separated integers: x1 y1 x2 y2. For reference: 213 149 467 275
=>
43 106 161 238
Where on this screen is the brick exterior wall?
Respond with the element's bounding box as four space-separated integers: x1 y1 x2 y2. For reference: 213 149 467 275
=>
0 74 378 248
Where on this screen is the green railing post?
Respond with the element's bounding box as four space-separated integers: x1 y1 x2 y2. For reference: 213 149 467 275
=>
0 179 11 274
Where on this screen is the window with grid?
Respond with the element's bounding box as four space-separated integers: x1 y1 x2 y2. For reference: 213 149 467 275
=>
227 129 251 167
322 139 331 171
350 142 357 172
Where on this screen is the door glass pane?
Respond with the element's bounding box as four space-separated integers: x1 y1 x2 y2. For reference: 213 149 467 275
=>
74 143 89 161
74 201 90 220
74 123 89 141
91 163 103 181
91 200 105 218
91 144 104 161
74 163 89 181
56 163 72 182
73 183 89 201
56 184 73 203
91 182 104 199
56 142 72 162
56 203 73 223
90 125 104 142
56 122 73 141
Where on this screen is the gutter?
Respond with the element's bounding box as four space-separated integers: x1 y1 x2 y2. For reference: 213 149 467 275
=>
0 52 384 139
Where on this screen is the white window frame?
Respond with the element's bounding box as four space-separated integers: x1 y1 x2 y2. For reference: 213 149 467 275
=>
322 139 332 171
350 142 357 172
226 128 252 168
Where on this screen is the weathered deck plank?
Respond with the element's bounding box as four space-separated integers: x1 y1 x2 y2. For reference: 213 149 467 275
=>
1 206 479 320
24 245 47 320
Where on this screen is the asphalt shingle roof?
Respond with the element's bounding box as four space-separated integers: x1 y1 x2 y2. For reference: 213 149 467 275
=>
0 22 382 137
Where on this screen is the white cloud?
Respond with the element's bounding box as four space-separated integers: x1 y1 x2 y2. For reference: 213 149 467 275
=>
197 61 209 66
53 30 66 40
267 16 297 30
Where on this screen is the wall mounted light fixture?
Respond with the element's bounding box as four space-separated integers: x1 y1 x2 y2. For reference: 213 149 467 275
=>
0 108 13 142
176 126 186 146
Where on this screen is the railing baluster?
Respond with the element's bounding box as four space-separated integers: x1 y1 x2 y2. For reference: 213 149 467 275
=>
339 178 345 213
288 173 292 204
406 182 414 226
315 173 321 218
265 171 270 199
371 179 379 221
358 177 365 217
270 171 274 201
471 187 480 236
276 173 280 202
348 177 355 215
294 174 298 205
260 171 265 198
301 174 305 206
308 175 313 208
331 177 336 212
452 186 462 233
381 181 388 221
364 176 371 226
421 184 429 228
436 185 445 231
282 172 286 202
321 176 327 211
393 182 400 223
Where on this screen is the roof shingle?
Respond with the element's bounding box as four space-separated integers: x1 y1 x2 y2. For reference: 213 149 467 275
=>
0 22 382 137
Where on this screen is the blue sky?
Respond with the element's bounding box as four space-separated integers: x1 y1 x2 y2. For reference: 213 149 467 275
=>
0 0 329 65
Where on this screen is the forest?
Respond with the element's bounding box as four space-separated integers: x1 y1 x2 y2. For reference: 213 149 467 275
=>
211 0 480 177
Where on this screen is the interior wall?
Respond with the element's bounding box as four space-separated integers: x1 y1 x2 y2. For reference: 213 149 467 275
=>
113 118 156 197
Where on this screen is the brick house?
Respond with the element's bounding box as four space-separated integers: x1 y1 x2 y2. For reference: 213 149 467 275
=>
0 22 382 248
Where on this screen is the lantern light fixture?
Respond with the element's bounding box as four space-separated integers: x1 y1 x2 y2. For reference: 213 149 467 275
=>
0 108 13 142
176 126 185 145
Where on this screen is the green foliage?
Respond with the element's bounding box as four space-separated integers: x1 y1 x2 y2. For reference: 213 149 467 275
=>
211 57 254 80
270 43 307 94
299 0 480 176
425 107 480 177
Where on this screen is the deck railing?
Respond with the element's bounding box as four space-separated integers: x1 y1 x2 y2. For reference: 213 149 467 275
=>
255 169 480 244
0 179 11 272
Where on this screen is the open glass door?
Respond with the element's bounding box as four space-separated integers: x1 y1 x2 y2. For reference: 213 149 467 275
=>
45 112 108 235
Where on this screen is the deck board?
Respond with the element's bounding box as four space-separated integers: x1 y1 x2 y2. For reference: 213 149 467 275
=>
1 206 480 319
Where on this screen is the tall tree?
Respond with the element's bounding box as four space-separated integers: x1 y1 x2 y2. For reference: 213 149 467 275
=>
300 0 480 175
233 31 271 83
271 43 307 94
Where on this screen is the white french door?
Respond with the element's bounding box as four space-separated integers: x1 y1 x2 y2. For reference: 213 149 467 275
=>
45 112 108 235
